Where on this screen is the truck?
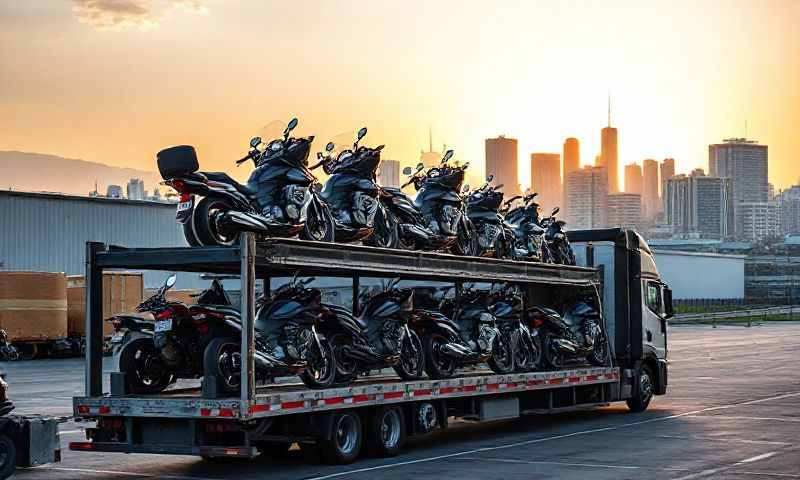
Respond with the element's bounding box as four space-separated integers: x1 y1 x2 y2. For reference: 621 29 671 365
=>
69 229 671 464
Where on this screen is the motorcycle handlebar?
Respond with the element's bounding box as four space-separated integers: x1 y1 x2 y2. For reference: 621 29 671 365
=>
236 153 252 165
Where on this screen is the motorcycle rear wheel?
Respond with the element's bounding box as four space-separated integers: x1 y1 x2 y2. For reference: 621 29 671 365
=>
393 330 424 380
423 333 457 379
118 337 173 394
487 332 515 374
194 198 239 247
182 219 202 247
202 336 241 395
299 338 337 388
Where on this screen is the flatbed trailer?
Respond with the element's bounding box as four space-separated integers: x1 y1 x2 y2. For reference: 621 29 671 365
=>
71 232 667 463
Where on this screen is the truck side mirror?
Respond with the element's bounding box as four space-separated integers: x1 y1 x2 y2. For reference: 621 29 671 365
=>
663 287 674 318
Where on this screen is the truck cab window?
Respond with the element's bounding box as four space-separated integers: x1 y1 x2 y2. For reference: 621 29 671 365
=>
646 282 662 316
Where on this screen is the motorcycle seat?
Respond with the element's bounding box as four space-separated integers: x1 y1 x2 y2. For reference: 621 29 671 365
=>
204 172 256 198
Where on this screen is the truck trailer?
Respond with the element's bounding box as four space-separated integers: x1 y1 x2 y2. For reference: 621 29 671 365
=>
70 230 671 464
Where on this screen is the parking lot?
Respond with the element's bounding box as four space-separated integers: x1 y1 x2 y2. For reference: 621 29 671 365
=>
7 321 800 479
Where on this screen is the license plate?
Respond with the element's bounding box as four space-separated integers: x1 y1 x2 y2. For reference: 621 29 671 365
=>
155 319 173 332
110 333 126 344
176 196 194 223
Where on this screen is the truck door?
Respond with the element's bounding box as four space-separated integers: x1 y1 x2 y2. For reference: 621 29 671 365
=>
642 280 667 360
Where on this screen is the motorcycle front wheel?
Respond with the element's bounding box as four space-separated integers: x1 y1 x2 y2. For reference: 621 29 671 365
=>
451 219 479 257
193 198 239 247
364 207 399 249
118 337 173 394
202 336 241 395
393 330 424 380
513 331 541 372
487 332 515 374
299 337 336 388
542 336 565 370
300 202 335 242
587 333 608 366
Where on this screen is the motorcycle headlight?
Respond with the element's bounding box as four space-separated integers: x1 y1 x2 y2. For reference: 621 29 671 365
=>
269 140 282 152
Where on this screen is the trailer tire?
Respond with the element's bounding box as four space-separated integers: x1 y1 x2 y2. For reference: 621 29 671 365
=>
365 406 406 457
319 411 362 464
626 364 654 413
423 333 456 379
0 433 16 479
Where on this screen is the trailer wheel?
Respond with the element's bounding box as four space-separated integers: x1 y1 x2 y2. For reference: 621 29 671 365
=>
626 365 654 413
423 333 456 379
319 411 362 464
0 433 16 479
366 406 406 457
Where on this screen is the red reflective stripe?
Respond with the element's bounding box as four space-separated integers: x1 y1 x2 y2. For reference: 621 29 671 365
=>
200 408 211 417
585 374 599 381
506 382 518 389
548 378 563 384
568 376 581 383
527 379 544 386
282 400 305 409
98 406 111 414
69 442 95 451
383 391 403 399
249 404 270 413
352 394 371 403
463 385 477 392
324 397 344 405
77 405 90 414
413 389 432 396
486 383 499 390
218 408 235 417
440 387 457 394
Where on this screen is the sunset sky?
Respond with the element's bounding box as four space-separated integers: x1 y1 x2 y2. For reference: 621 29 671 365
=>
1 0 799 189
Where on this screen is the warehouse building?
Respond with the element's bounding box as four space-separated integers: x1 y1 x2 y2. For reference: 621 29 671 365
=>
652 250 745 300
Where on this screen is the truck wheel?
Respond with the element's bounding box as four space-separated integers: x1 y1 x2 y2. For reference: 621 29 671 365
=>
203 337 241 395
194 197 239 246
423 333 456 379
626 365 654 413
118 338 172 394
393 330 424 380
319 411 362 464
0 433 16 479
366 406 406 457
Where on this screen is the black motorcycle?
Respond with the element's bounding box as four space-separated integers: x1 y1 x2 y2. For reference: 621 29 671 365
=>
0 330 19 362
377 150 478 255
502 193 552 263
317 278 424 384
540 207 576 265
526 301 607 369
202 275 336 394
158 118 333 246
487 284 541 372
466 176 516 259
410 285 514 379
311 128 394 246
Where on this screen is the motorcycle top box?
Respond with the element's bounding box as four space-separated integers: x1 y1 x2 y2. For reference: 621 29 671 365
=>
157 145 200 179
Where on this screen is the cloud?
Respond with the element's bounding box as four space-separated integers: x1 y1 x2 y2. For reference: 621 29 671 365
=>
71 0 207 31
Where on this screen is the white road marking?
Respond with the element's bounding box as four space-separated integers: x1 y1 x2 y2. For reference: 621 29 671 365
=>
32 466 217 480
685 415 800 423
671 451 779 480
736 472 800 478
304 391 800 480
739 452 779 464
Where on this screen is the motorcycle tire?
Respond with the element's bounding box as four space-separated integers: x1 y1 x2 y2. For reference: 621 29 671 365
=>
202 336 241 395
182 218 202 247
393 330 424 380
542 336 565 370
587 333 608 366
487 332 515 374
0 433 16 480
299 338 337 389
193 198 239 247
451 219 479 257
423 333 457 379
300 202 335 242
364 207 399 249
118 337 173 394
513 330 540 372
329 333 358 385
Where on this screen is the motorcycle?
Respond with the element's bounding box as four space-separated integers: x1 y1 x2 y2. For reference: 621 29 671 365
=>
317 278 425 384
378 150 478 255
202 274 336 394
487 283 542 372
502 193 552 263
0 330 19 362
540 207 576 265
311 128 393 246
158 118 333 247
411 284 514 379
466 176 516 259
526 301 608 369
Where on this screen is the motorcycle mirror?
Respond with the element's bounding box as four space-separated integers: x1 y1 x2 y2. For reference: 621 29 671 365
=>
442 149 454 163
402 166 413 175
302 277 315 285
284 118 299 137
357 127 368 140
250 137 261 148
486 174 494 183
551 206 560 216
416 162 424 171
165 274 177 290
325 142 335 152
462 184 470 193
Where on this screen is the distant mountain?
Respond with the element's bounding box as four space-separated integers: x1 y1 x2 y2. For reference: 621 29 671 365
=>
0 151 163 197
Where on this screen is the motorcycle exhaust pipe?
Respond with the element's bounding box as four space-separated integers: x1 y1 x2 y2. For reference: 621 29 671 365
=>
218 211 271 234
439 342 473 360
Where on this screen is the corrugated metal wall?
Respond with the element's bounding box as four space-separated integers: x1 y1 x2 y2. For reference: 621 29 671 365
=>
0 191 188 286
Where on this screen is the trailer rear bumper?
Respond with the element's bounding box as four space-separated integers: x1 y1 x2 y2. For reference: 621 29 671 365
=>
69 441 258 458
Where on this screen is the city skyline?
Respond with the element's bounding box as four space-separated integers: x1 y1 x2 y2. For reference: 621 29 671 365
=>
1 1 799 190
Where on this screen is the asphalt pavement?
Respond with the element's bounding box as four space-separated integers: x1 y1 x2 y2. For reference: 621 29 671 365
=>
5 321 800 479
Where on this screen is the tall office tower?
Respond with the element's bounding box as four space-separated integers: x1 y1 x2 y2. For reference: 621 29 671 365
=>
642 159 660 221
708 138 769 238
624 163 643 194
660 158 675 195
664 175 693 235
485 136 521 197
599 126 619 193
377 159 401 188
778 185 800 235
530 153 562 211
564 166 608 229
562 138 580 176
607 193 642 230
738 202 781 243
692 176 734 240
126 178 145 200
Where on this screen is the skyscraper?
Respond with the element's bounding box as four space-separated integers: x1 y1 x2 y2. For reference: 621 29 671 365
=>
642 159 660 221
693 176 733 240
599 126 619 193
562 138 580 177
607 193 642 230
660 158 675 195
377 159 401 188
777 186 800 235
664 175 693 235
485 136 521 197
127 178 145 200
564 166 608 229
624 163 643 194
708 138 769 238
530 153 562 211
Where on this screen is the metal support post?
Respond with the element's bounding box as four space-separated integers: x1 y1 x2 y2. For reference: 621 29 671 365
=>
85 242 106 397
240 233 256 415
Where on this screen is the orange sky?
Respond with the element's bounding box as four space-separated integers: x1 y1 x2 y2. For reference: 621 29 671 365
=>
1 0 799 190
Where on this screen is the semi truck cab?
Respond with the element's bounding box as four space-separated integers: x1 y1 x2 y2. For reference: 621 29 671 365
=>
569 228 672 410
